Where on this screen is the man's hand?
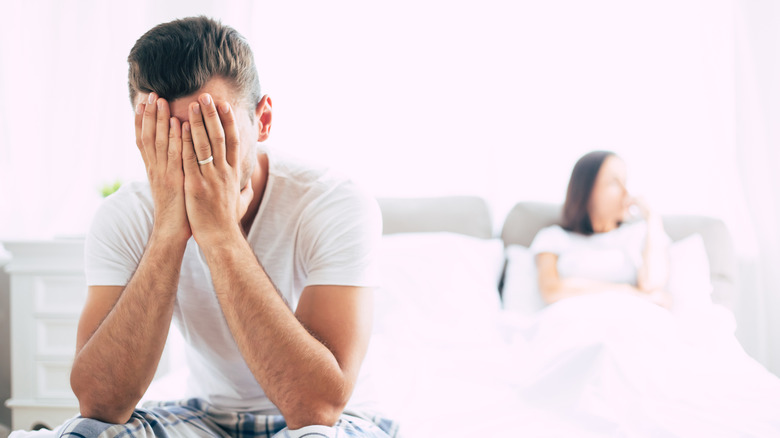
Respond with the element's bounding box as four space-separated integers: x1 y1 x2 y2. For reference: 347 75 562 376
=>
181 94 254 245
135 93 191 243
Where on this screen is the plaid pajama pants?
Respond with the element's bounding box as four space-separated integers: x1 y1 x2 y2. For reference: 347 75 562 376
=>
57 398 400 438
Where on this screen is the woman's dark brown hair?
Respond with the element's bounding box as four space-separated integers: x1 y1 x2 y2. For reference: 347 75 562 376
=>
561 150 616 235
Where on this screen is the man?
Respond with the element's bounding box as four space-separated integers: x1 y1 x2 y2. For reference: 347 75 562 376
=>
60 16 397 438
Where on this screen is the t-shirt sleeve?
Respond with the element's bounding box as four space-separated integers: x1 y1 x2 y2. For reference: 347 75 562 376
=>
529 225 570 256
298 185 383 288
84 189 152 286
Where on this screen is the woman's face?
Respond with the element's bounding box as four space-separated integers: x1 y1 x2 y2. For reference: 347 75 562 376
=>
588 156 630 225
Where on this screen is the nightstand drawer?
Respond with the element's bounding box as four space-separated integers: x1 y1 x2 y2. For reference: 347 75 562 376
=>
4 239 86 430
33 275 87 315
36 319 78 357
36 361 76 400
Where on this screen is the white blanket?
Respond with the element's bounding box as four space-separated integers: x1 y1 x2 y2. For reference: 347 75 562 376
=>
370 291 780 437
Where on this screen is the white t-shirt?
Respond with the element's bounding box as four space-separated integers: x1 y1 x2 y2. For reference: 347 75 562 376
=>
529 221 670 286
84 144 382 414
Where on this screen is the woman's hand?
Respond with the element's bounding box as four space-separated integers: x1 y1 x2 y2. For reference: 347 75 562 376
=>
625 195 654 221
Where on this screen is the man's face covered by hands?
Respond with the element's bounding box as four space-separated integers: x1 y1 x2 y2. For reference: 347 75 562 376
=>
133 75 273 243
136 76 264 190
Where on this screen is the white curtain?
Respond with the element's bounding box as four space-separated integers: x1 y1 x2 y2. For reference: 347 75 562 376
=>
0 1 777 374
733 0 780 375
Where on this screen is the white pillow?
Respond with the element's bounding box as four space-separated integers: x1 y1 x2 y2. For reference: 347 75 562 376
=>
501 234 715 317
363 232 508 420
501 245 544 315
373 232 505 346
667 233 714 315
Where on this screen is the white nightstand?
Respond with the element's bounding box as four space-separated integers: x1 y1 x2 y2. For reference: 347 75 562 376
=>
3 238 181 432
3 239 85 431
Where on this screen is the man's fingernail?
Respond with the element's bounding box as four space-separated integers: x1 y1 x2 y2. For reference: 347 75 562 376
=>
193 103 201 115
135 103 144 115
170 117 176 128
220 102 230 114
157 99 164 110
200 94 211 105
148 93 156 104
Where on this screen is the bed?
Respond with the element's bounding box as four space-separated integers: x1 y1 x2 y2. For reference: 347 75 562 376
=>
371 196 780 437
10 196 780 438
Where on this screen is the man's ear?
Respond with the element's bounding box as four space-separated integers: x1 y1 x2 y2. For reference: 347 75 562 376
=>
255 95 272 142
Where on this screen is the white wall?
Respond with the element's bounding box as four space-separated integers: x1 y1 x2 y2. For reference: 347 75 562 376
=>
0 0 745 238
252 1 743 231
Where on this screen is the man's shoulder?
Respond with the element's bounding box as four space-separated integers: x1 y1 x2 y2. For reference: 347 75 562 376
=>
267 147 344 189
266 147 377 215
92 181 155 226
261 148 379 240
84 181 155 273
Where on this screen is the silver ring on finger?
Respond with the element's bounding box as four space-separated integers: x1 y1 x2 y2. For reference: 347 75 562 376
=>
198 155 214 165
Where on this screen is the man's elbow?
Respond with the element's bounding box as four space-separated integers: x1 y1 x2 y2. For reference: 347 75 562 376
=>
284 396 349 429
80 407 134 425
75 397 135 425
71 372 138 425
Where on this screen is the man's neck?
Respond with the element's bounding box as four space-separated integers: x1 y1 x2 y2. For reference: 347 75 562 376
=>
241 151 269 235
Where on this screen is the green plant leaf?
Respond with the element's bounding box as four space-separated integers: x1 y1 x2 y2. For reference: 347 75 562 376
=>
99 180 123 198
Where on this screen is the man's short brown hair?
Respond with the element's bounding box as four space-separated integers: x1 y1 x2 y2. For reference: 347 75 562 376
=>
127 16 261 115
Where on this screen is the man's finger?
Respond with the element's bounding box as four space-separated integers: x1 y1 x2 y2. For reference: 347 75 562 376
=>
218 101 240 168
134 103 149 168
188 102 214 170
142 93 158 166
182 121 200 177
155 98 171 166
198 94 227 168
168 117 183 176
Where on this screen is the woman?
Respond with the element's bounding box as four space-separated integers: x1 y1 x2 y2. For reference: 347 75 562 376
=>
531 151 672 308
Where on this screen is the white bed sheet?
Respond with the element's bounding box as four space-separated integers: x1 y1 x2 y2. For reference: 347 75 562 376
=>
364 291 780 438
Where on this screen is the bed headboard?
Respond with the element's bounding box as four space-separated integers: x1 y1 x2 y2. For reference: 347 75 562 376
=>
500 201 739 310
377 196 493 239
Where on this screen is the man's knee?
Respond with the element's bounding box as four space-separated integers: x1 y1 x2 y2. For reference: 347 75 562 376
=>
58 416 118 438
272 424 337 438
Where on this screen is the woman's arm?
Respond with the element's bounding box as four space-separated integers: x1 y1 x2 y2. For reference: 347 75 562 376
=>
536 252 672 308
633 200 671 292
536 252 637 304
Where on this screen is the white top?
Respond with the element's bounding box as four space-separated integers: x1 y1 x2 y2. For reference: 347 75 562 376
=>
84 144 382 414
530 221 669 286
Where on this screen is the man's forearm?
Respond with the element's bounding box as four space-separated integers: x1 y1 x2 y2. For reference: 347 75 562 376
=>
203 232 350 429
71 233 186 423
